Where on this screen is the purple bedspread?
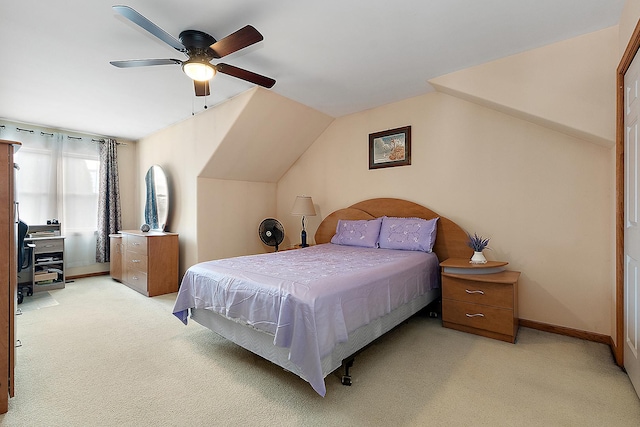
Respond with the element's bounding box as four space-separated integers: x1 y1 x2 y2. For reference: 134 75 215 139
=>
172 243 440 396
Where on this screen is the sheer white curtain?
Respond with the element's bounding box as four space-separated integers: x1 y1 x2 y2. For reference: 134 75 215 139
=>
59 136 100 268
9 128 57 222
3 123 101 270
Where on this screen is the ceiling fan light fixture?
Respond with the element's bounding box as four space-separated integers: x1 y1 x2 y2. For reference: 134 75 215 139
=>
182 60 216 81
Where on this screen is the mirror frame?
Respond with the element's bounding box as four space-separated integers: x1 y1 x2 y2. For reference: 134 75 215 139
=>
144 165 169 231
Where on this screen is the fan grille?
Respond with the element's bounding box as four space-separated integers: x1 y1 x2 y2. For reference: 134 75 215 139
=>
259 218 284 251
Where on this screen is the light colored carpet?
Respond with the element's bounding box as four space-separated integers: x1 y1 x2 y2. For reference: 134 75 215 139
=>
17 291 59 312
1 276 639 426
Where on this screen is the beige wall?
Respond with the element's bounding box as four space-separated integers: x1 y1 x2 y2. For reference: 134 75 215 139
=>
277 92 613 335
621 1 640 54
276 21 621 336
137 87 331 277
117 141 140 232
197 178 277 260
134 8 634 337
136 90 251 277
429 26 618 147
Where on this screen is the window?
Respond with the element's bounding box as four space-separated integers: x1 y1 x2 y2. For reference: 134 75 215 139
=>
2 122 101 269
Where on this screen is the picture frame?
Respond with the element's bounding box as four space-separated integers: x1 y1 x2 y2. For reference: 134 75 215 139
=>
368 126 411 169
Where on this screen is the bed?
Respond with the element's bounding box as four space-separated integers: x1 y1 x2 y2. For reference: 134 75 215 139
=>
172 198 470 396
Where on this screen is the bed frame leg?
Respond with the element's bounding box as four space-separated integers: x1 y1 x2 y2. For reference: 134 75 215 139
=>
341 358 354 386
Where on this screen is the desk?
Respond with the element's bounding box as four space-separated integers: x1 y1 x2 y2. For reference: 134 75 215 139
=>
25 236 66 292
18 224 66 293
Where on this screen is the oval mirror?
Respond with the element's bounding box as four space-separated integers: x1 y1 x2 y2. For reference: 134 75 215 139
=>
144 165 169 231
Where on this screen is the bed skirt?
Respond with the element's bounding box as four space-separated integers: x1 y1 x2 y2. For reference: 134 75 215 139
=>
190 287 440 393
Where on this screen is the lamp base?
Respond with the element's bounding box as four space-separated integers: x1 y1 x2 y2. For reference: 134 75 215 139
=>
301 230 308 247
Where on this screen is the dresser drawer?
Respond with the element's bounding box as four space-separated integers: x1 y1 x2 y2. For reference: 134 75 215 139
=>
442 275 513 309
124 252 148 272
442 299 514 336
125 234 148 255
125 270 148 294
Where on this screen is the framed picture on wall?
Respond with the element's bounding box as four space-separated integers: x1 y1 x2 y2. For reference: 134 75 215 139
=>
368 126 411 169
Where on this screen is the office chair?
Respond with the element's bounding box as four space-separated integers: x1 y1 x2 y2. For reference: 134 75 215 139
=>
17 220 31 304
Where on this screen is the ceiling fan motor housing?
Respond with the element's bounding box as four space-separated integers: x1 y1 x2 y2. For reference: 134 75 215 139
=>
179 30 216 58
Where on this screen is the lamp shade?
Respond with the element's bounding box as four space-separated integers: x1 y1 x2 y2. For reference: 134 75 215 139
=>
291 196 316 216
182 60 216 81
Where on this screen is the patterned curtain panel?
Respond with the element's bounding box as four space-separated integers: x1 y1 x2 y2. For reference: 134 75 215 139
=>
96 139 122 262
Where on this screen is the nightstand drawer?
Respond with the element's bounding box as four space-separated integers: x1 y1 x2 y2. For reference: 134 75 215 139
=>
442 299 514 336
442 276 513 309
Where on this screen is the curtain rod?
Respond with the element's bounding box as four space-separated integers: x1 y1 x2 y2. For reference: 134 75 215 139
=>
68 135 127 146
91 138 127 146
2 123 126 146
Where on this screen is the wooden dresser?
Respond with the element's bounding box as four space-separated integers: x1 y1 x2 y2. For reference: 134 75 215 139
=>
109 234 123 282
440 258 520 343
1 139 20 413
111 230 179 297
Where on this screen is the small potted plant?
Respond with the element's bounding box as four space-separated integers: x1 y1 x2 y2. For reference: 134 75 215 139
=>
467 232 490 264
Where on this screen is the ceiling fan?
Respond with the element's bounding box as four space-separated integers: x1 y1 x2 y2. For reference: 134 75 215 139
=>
110 5 276 97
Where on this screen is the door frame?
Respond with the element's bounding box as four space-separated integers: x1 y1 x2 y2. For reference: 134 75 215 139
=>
616 18 640 367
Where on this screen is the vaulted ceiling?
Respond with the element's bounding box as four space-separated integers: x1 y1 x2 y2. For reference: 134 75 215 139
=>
0 0 625 141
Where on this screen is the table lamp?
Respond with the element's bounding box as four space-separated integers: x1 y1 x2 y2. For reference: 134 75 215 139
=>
291 195 316 247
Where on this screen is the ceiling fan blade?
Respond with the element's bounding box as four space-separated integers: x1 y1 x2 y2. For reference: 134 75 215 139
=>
215 63 275 88
209 25 263 58
113 5 185 52
110 59 182 68
194 80 210 97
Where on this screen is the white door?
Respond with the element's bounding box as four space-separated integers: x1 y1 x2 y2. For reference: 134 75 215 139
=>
624 51 640 398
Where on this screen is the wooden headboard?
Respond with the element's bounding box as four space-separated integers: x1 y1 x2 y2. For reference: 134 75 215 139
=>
314 198 471 262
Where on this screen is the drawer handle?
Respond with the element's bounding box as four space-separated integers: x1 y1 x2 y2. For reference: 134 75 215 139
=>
465 313 485 318
465 290 485 295
132 276 138 280
131 259 140 263
132 242 140 246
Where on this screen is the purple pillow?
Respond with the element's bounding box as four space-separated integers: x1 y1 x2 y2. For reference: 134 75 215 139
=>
330 218 383 248
378 216 439 252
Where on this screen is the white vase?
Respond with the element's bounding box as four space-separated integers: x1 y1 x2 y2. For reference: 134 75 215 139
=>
470 251 487 264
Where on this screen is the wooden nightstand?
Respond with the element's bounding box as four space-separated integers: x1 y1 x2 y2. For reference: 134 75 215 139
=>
440 258 520 343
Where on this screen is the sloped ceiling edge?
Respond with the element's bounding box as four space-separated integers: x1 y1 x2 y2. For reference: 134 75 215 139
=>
199 87 334 182
428 26 617 148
